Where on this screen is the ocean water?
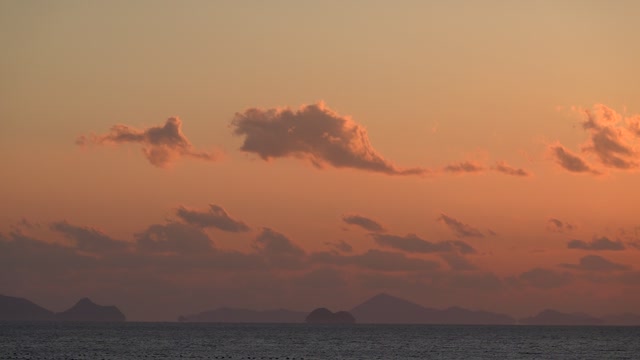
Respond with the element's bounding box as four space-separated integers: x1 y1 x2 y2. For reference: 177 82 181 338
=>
1 322 639 360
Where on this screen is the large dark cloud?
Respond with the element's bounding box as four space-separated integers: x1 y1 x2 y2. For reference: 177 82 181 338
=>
50 221 129 254
78 117 218 167
253 228 306 269
342 214 386 233
176 204 250 232
437 214 484 238
568 237 625 251
546 218 575 233
560 255 631 272
440 253 478 271
371 233 476 254
231 102 427 175
518 268 572 289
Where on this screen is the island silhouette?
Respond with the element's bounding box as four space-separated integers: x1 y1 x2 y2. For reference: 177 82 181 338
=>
0 295 125 322
3 292 640 325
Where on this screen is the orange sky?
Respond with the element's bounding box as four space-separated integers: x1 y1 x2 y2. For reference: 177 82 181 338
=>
2 0 640 321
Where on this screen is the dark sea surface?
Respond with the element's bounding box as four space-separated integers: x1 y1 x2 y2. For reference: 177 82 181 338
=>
1 322 639 360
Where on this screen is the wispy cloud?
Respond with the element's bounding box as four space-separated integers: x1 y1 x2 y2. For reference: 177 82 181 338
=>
342 214 386 233
176 205 250 232
443 161 484 174
546 218 575 233
560 255 631 272
78 117 219 167
567 237 625 251
371 233 476 254
438 214 484 238
231 102 428 175
492 161 531 177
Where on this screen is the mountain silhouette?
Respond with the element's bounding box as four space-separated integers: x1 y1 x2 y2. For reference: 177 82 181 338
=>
0 294 54 321
55 298 126 322
350 293 515 325
305 308 356 324
179 307 306 323
520 309 603 326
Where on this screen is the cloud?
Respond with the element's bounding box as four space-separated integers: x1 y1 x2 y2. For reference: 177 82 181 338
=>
50 221 129 254
567 237 625 251
443 161 484 174
492 161 531 177
579 104 638 169
175 204 250 232
135 222 214 255
253 228 306 269
550 105 640 173
549 144 599 174
78 117 218 167
342 214 386 233
231 102 427 175
546 218 575 233
560 255 631 272
371 233 476 254
310 249 440 272
437 214 484 238
440 253 478 271
325 240 353 253
518 268 572 289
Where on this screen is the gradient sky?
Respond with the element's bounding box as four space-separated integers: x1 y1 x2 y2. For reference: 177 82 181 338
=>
2 0 640 321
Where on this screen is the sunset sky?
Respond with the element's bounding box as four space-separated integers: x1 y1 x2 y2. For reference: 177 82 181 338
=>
2 0 640 321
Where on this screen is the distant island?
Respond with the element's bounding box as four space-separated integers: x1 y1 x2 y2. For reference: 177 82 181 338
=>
178 293 640 326
305 308 355 324
0 294 125 322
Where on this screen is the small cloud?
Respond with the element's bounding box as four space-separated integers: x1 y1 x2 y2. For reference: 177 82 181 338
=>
518 268 572 289
567 237 625 251
546 218 575 233
50 220 129 254
560 255 631 272
492 161 531 177
549 144 599 174
342 214 386 233
443 161 484 174
176 204 250 232
437 214 484 238
325 240 353 253
135 222 214 255
231 102 428 176
78 117 219 167
310 249 440 272
440 253 477 271
371 233 476 254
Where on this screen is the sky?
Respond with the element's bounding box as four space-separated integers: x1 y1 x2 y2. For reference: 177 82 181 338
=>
2 0 640 322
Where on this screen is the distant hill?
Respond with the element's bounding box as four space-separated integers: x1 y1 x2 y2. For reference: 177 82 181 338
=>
520 309 603 326
305 308 355 324
179 307 306 323
0 294 54 321
56 298 125 322
350 293 515 325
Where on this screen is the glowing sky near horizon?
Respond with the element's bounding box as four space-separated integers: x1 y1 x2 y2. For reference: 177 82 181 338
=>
2 0 640 321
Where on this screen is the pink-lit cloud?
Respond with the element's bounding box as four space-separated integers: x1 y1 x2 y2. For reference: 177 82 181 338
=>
437 214 484 238
342 214 386 233
231 102 428 175
78 117 219 167
176 205 250 232
492 161 531 177
443 161 485 174
551 104 640 174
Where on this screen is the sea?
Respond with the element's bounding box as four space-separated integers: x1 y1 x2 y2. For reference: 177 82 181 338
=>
1 322 639 360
